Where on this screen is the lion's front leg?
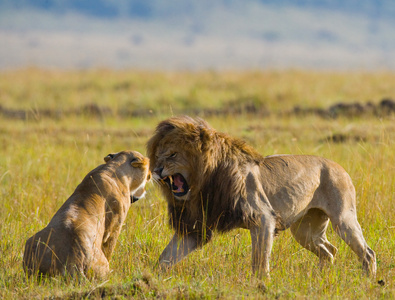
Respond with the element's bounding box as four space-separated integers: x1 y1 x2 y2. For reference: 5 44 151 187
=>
159 233 199 268
250 214 276 279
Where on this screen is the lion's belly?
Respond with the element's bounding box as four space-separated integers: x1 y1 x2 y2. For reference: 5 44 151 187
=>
268 186 319 226
262 162 322 227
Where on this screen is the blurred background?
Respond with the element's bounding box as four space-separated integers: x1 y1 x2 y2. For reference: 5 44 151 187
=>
1 0 395 70
1 4 395 299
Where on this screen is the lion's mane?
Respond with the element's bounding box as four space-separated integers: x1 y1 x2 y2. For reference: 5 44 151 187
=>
147 116 275 243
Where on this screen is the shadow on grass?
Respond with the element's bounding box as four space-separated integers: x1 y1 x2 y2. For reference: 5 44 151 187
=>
48 274 157 299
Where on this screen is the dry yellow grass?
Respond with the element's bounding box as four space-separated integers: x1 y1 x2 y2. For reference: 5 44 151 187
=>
0 69 394 299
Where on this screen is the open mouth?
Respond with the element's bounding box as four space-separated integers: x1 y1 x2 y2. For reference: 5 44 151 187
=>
162 173 189 197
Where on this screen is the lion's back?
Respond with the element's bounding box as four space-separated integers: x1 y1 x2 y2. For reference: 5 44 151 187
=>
261 154 356 212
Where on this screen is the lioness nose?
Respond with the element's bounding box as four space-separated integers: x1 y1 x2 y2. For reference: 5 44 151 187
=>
154 167 164 177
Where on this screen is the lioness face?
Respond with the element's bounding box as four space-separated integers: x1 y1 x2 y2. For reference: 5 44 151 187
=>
104 151 151 203
152 144 192 201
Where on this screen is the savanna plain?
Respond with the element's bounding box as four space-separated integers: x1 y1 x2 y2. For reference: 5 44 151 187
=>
0 69 394 299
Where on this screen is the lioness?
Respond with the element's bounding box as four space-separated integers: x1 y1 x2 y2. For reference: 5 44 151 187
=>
23 151 151 279
147 116 376 278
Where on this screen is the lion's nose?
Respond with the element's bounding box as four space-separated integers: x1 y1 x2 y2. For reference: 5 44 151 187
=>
154 167 164 177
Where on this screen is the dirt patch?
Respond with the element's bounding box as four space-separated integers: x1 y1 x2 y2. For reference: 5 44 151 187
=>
200 97 270 117
322 133 367 143
1 99 394 120
293 98 395 118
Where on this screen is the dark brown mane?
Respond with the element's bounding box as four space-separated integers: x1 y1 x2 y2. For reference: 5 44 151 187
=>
147 116 265 243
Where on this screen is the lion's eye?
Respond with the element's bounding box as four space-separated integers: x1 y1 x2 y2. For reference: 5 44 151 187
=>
169 152 177 158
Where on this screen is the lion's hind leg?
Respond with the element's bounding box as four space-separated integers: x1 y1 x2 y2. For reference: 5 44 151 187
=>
290 208 338 267
330 210 376 277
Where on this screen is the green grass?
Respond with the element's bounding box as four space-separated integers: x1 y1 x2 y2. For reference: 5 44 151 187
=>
0 69 394 299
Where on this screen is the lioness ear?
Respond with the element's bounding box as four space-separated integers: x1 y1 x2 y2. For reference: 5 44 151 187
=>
104 153 115 163
131 161 142 167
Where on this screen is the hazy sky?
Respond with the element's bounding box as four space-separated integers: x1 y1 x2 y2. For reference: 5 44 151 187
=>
1 1 394 70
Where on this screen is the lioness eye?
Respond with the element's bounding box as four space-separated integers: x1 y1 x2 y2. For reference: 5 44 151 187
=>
169 152 177 158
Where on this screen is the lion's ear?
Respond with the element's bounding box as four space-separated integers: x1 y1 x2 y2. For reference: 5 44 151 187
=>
157 120 175 133
104 153 115 163
198 126 213 151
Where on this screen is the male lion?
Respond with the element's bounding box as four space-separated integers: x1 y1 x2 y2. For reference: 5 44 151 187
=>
147 116 376 278
23 150 151 279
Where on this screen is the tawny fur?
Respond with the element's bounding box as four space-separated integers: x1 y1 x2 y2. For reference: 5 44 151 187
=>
23 151 151 279
147 116 376 278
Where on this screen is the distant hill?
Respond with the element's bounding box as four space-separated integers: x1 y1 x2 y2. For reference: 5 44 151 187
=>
1 0 394 69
